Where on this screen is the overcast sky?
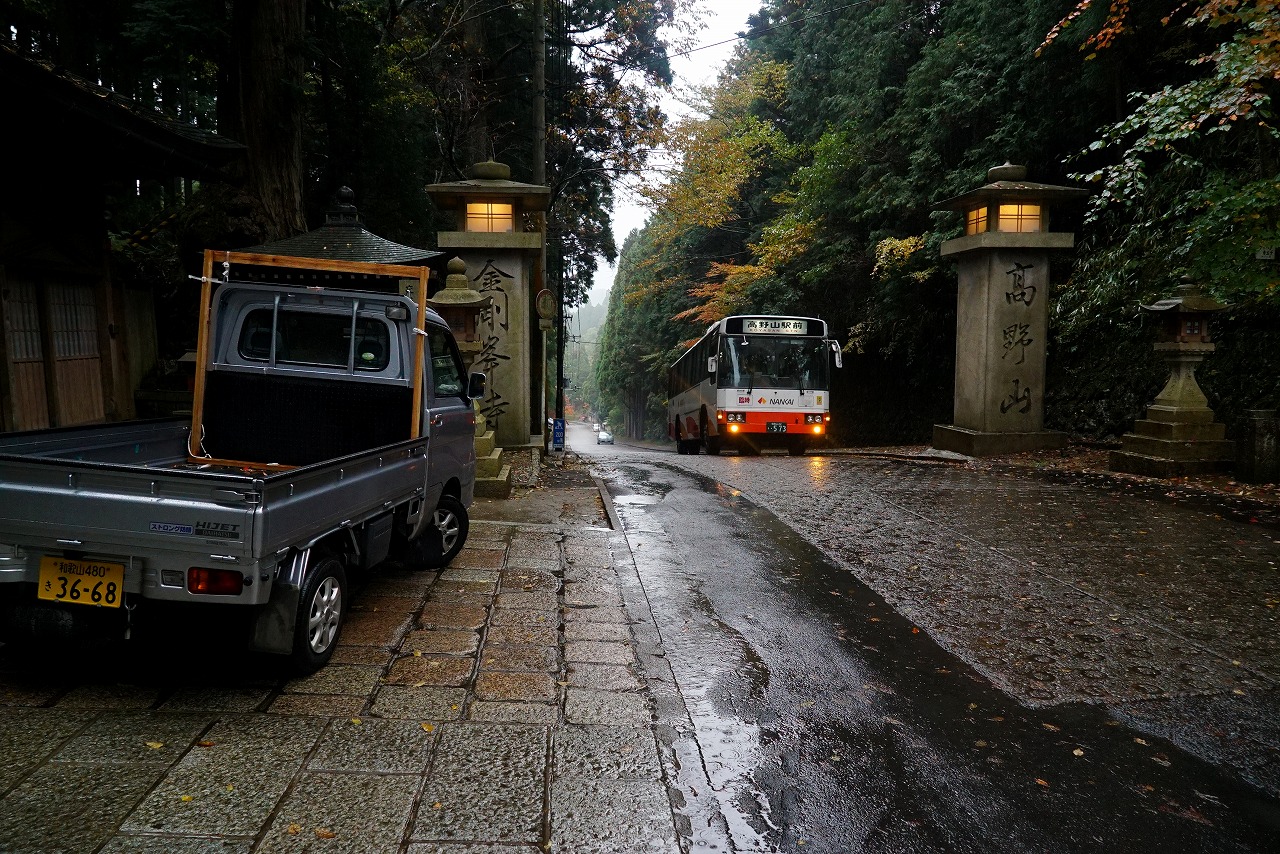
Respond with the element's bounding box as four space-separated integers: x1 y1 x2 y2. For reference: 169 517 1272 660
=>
586 0 754 307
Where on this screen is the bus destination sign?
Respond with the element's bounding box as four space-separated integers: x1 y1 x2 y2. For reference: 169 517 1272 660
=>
743 318 808 335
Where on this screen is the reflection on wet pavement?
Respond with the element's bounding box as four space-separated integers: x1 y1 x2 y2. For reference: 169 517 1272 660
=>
665 454 1279 709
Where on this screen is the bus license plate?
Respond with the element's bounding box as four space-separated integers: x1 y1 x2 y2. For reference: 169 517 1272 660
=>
766 422 788 433
37 557 125 608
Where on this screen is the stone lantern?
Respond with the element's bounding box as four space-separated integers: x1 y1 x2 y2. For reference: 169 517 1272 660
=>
425 161 550 449
932 164 1090 456
428 257 491 361
1110 279 1234 477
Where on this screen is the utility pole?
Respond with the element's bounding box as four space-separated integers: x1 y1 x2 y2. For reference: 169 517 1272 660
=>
533 0 561 446
533 0 565 424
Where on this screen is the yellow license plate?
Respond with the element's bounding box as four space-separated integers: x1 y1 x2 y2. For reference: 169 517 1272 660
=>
37 557 125 608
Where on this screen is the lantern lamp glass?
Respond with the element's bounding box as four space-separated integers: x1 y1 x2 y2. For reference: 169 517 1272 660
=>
965 206 988 235
996 203 1042 233
465 202 514 233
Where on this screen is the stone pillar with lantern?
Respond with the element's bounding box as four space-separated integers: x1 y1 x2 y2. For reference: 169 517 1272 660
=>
425 161 550 451
931 164 1090 456
1109 280 1235 477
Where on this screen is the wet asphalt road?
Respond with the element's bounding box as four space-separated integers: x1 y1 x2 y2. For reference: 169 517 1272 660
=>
571 425 1280 853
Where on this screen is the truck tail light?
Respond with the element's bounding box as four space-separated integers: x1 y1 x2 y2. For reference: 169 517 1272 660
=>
188 567 243 595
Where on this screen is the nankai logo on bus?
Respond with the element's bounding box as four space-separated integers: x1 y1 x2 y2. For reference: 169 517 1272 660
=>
757 396 796 405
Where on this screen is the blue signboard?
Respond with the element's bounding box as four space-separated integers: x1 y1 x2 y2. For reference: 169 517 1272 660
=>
552 418 565 451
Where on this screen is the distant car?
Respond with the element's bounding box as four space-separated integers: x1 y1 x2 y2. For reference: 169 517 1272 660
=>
596 430 614 445
592 422 601 432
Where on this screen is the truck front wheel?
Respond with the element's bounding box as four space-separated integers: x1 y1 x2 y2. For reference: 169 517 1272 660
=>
292 556 346 673
417 495 469 569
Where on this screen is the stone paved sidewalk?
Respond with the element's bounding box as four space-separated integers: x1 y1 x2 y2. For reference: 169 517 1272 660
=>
0 502 680 853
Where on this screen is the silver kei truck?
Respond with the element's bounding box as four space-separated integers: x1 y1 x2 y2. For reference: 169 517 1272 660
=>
0 250 486 672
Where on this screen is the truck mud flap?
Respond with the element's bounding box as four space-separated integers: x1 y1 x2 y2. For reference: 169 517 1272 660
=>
250 549 309 655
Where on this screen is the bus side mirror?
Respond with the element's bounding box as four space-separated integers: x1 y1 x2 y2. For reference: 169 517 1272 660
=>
828 340 843 369
707 356 717 374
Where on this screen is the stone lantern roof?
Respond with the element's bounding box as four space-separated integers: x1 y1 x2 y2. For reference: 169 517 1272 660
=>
425 161 550 212
428 257 491 309
1140 280 1229 315
934 163 1091 213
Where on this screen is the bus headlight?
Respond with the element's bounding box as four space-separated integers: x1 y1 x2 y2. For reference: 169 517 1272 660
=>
725 412 747 423
804 414 823 424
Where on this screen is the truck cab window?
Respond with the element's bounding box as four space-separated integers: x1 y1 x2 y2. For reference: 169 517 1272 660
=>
427 327 465 398
237 308 391 371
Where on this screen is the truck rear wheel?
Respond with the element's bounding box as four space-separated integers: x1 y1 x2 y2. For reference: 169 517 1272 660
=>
292 556 345 673
418 495 469 569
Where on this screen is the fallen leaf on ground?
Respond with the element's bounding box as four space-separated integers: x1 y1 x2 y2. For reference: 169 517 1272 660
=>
287 824 302 835
1073 748 1085 757
315 828 337 839
1042 723 1060 732
145 741 164 750
421 723 435 733
196 740 215 747
1035 778 1050 787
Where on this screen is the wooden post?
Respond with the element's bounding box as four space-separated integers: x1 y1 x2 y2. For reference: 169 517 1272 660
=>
411 267 429 438
187 250 215 458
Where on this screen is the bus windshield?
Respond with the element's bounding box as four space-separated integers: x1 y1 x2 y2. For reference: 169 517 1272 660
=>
719 335 829 391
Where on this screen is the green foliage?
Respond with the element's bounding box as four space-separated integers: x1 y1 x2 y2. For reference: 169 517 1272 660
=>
598 0 1280 443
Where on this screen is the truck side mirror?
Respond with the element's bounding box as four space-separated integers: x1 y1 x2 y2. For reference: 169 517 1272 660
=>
828 340 843 369
467 372 487 400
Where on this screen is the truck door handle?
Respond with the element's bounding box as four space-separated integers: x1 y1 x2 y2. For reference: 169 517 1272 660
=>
430 415 444 427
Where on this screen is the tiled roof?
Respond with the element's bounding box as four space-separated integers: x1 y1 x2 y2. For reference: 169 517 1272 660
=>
1 43 245 179
238 189 441 264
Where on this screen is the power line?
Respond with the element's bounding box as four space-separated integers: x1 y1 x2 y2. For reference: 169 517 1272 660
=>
665 0 879 62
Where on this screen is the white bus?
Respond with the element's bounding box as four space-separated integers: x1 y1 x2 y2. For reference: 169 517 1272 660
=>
668 315 842 455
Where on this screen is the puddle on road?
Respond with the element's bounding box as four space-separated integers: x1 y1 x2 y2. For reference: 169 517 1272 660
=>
609 493 660 508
